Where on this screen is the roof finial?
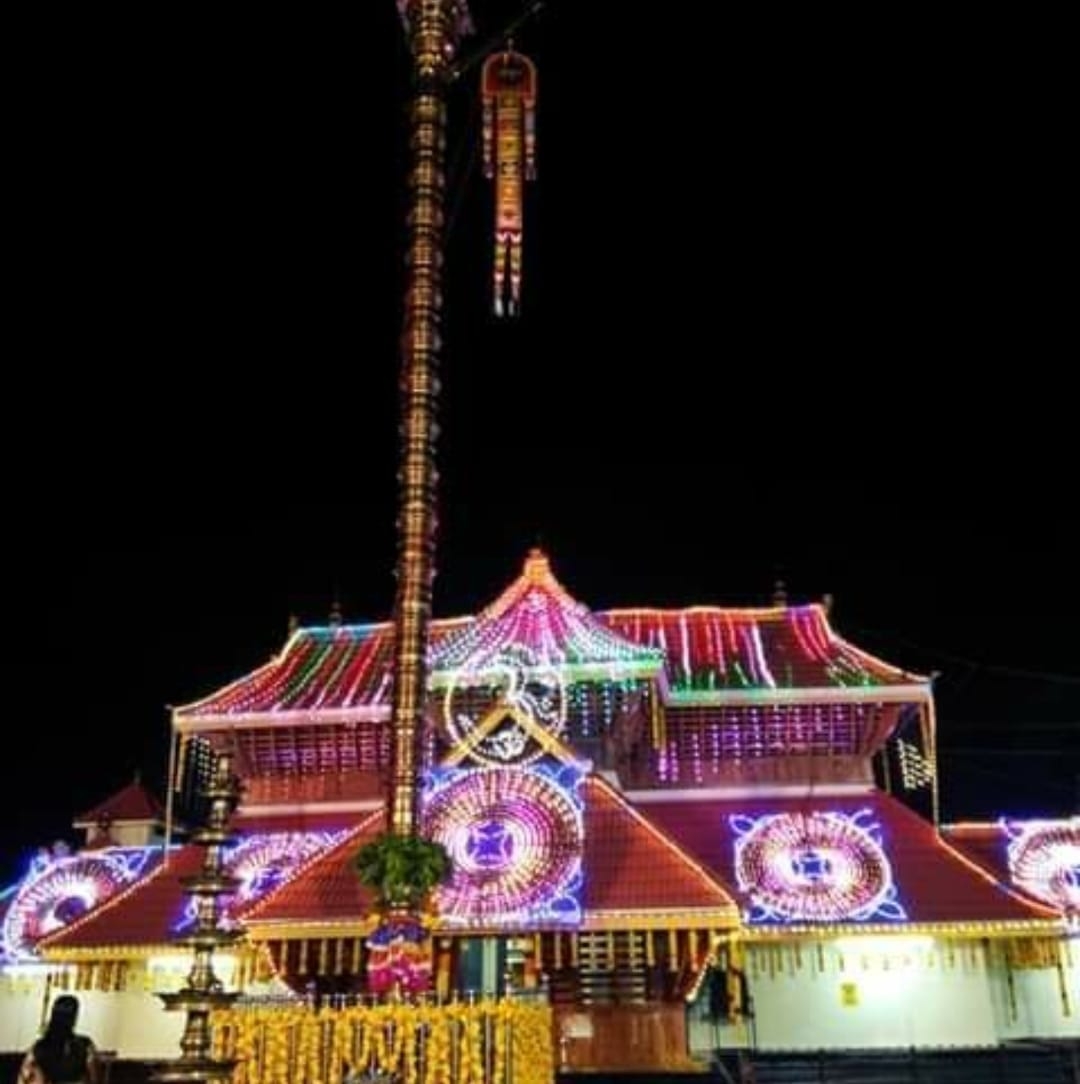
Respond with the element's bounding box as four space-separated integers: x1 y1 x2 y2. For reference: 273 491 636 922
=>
328 596 343 628
822 592 834 615
288 613 301 636
133 768 141 785
772 579 788 607
524 547 550 582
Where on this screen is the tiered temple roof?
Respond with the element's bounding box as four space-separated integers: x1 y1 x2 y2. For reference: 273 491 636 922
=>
175 551 930 732
8 553 1064 973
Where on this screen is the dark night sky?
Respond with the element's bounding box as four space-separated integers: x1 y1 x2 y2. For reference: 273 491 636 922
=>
3 5 1075 884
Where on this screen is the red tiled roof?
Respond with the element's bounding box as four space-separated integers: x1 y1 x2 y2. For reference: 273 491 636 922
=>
943 819 1080 916
243 813 384 924
247 782 738 929
175 554 928 726
41 847 196 952
941 823 1009 884
637 791 1058 928
41 827 359 953
75 781 164 825
582 777 738 917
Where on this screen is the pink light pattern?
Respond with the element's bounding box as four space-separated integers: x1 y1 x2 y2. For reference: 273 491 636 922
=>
731 809 906 924
2 848 157 959
177 830 346 931
1004 818 1080 915
423 765 584 928
226 830 345 908
430 550 662 681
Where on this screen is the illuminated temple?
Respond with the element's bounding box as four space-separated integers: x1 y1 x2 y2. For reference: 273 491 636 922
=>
1 550 1077 1072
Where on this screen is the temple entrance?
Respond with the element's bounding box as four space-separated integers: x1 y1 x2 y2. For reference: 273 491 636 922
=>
456 936 507 997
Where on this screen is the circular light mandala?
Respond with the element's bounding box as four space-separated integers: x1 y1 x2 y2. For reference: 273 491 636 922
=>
1006 820 1080 914
2 853 144 959
424 768 582 925
225 831 340 911
174 831 343 932
731 810 904 923
442 643 567 766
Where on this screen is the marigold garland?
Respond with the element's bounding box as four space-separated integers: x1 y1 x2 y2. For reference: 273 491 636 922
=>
211 1001 553 1084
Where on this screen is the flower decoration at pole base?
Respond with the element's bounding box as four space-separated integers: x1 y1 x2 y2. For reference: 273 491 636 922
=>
354 832 451 997
365 912 433 997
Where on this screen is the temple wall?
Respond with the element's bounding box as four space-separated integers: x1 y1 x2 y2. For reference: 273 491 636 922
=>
988 946 1079 1040
0 968 49 1053
58 988 178 1057
705 938 999 1051
688 936 1080 1052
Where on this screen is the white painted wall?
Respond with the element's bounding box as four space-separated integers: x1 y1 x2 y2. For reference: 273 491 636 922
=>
691 937 1003 1052
0 963 194 1059
0 969 50 1053
114 989 186 1059
989 946 1080 1041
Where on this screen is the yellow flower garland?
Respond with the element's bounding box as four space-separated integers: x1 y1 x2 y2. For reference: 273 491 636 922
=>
212 1001 553 1084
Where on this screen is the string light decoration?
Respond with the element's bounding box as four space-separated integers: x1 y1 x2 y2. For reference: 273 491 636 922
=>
1004 818 1080 915
176 830 345 932
433 552 660 765
422 763 584 927
443 643 568 765
600 605 924 698
431 551 663 682
2 847 157 959
731 810 906 924
482 47 537 316
898 739 935 790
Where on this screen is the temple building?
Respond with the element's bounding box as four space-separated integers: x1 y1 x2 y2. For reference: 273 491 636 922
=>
1 551 1076 1072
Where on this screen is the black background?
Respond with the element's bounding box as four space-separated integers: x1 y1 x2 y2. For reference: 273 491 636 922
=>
3 3 1075 884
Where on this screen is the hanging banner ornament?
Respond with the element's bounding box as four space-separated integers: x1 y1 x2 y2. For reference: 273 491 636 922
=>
482 47 537 316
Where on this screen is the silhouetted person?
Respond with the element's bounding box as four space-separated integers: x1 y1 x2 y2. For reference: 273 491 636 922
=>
18 996 100 1084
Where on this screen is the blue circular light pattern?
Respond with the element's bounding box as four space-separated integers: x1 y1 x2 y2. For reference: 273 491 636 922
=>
1005 819 1080 915
2 849 155 959
424 766 583 926
731 810 906 924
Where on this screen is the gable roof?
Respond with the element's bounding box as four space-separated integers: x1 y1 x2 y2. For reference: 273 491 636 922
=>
429 549 663 684
943 818 1080 917
175 562 928 730
245 779 738 934
40 846 197 955
74 780 165 826
581 776 739 927
39 825 354 957
636 791 1059 933
600 605 926 703
242 812 385 928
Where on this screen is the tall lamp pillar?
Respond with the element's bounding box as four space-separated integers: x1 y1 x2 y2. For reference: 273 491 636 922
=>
152 751 242 1084
388 0 472 837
